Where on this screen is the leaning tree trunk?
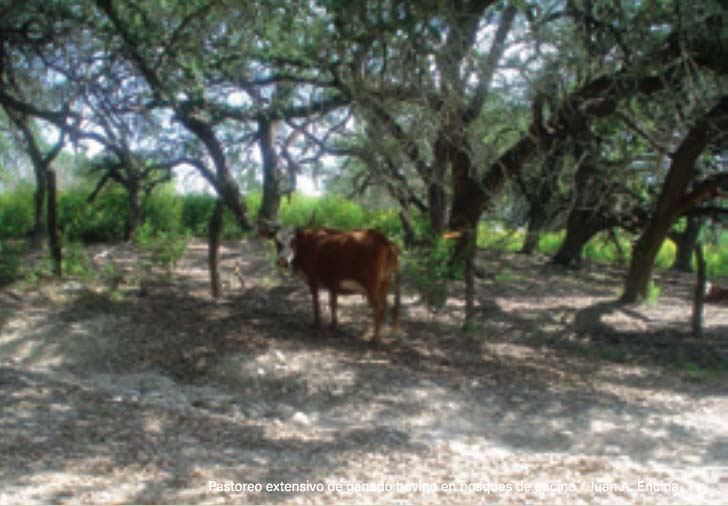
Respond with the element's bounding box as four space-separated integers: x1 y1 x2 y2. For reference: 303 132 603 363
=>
621 97 728 302
621 219 672 301
551 209 604 267
671 215 703 272
47 169 62 277
552 141 613 266
208 199 224 298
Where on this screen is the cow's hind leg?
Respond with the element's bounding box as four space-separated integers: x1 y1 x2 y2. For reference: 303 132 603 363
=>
329 290 338 332
309 284 321 334
367 286 387 345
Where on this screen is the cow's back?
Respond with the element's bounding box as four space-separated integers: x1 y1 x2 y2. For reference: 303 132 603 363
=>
292 228 397 293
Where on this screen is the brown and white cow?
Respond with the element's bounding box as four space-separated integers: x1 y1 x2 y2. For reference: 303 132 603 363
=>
261 224 400 343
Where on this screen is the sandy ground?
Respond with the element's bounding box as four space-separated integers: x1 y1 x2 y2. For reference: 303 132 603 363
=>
0 239 726 504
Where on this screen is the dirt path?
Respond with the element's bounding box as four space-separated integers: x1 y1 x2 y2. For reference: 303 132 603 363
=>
1 240 726 504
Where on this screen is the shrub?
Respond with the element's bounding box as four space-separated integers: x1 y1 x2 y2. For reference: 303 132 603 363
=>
477 222 524 251
61 240 95 281
141 184 183 235
58 186 128 242
0 183 34 239
404 237 461 313
135 220 189 279
537 231 565 255
180 193 217 236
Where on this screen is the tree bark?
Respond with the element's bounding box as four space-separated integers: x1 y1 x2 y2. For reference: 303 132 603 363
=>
31 165 47 248
551 210 605 267
208 199 224 298
520 207 547 255
670 215 702 272
462 226 477 332
622 97 728 302
692 243 706 337
258 117 281 223
47 169 62 277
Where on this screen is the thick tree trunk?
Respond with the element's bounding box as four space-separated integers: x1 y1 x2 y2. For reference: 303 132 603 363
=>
692 243 706 337
208 199 224 298
671 216 702 272
520 208 547 255
398 209 416 248
258 117 281 223
448 135 483 330
31 166 47 248
47 170 62 277
621 219 672 302
461 226 477 332
551 141 613 266
551 210 603 267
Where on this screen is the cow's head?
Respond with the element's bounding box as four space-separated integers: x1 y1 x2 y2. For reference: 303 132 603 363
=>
259 221 296 268
259 212 317 269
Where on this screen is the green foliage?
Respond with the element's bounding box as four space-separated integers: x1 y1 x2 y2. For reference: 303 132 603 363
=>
180 193 216 236
404 237 461 313
279 194 368 229
583 232 632 265
0 183 34 239
647 280 661 305
537 231 565 255
61 241 95 281
705 246 728 277
140 184 183 235
477 222 524 251
59 184 185 242
654 240 676 269
59 186 128 242
134 221 189 279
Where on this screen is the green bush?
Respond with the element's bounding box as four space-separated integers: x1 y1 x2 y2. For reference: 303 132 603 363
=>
404 237 462 312
537 231 565 255
477 222 524 251
61 240 95 280
0 183 34 239
59 186 128 242
141 184 183 235
178 192 256 239
180 193 217 236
